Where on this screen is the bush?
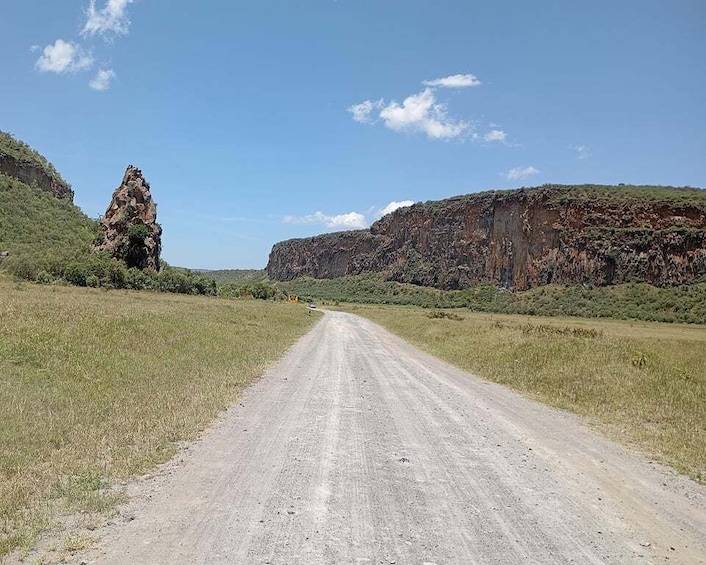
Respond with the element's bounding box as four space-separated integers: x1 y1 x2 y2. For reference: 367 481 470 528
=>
249 282 276 300
35 270 53 285
7 252 218 297
9 257 39 281
128 223 149 243
62 262 90 286
426 310 464 321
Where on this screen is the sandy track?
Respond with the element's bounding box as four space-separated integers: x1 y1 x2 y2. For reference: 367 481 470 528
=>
91 311 705 564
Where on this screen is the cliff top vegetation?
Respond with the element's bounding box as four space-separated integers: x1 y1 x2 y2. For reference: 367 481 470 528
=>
414 184 706 213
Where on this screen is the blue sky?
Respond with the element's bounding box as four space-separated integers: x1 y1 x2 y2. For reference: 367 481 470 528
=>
1 1 705 269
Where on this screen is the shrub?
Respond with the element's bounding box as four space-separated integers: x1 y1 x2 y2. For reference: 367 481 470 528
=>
35 270 53 285
249 282 276 300
9 257 39 281
128 223 148 243
426 310 464 321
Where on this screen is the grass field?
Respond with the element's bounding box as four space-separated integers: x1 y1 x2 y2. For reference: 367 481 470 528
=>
343 304 706 484
0 278 318 558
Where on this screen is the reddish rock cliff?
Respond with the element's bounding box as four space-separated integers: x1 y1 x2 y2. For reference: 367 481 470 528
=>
266 185 706 290
95 166 162 270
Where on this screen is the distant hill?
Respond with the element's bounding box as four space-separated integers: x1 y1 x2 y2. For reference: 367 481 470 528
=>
267 184 706 291
202 269 268 284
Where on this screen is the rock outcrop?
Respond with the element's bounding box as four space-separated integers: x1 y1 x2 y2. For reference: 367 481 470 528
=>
95 165 162 270
267 185 706 290
0 151 73 200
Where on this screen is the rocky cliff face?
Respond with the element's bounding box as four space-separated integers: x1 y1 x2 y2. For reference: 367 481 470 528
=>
0 151 73 200
267 185 706 290
95 165 162 270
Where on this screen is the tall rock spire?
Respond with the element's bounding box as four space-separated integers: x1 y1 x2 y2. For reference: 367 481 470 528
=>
95 165 162 270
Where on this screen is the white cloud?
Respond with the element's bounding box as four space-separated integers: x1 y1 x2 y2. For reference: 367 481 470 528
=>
283 211 368 230
284 201 417 230
507 166 540 180
89 69 116 91
571 145 592 160
33 1 136 88
35 39 94 73
484 129 506 142
347 99 383 124
423 74 481 88
83 0 135 38
349 75 499 141
377 200 415 217
378 88 469 139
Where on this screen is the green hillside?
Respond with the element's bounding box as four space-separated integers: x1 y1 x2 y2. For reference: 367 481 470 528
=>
0 174 98 257
0 131 100 281
204 268 268 284
0 130 93 259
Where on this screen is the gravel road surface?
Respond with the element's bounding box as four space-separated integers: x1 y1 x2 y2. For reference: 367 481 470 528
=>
92 311 706 565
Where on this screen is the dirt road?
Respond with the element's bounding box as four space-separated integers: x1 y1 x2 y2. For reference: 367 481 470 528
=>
92 311 705 564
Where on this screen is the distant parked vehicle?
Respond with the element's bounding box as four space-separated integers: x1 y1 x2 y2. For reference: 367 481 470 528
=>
308 303 317 309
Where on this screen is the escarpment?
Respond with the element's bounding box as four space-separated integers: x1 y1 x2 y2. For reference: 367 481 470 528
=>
0 146 73 201
267 185 706 290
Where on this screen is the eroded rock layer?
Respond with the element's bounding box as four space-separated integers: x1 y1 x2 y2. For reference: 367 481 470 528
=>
267 185 706 290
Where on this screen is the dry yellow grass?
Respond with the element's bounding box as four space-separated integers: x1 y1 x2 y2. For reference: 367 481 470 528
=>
0 278 318 557
344 304 706 484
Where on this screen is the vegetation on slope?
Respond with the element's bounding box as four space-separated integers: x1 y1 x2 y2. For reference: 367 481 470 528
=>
0 278 318 558
347 304 706 484
203 269 268 285
0 173 96 261
281 273 706 324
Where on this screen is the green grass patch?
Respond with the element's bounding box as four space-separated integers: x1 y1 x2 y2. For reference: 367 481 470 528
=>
345 304 706 484
0 279 318 557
